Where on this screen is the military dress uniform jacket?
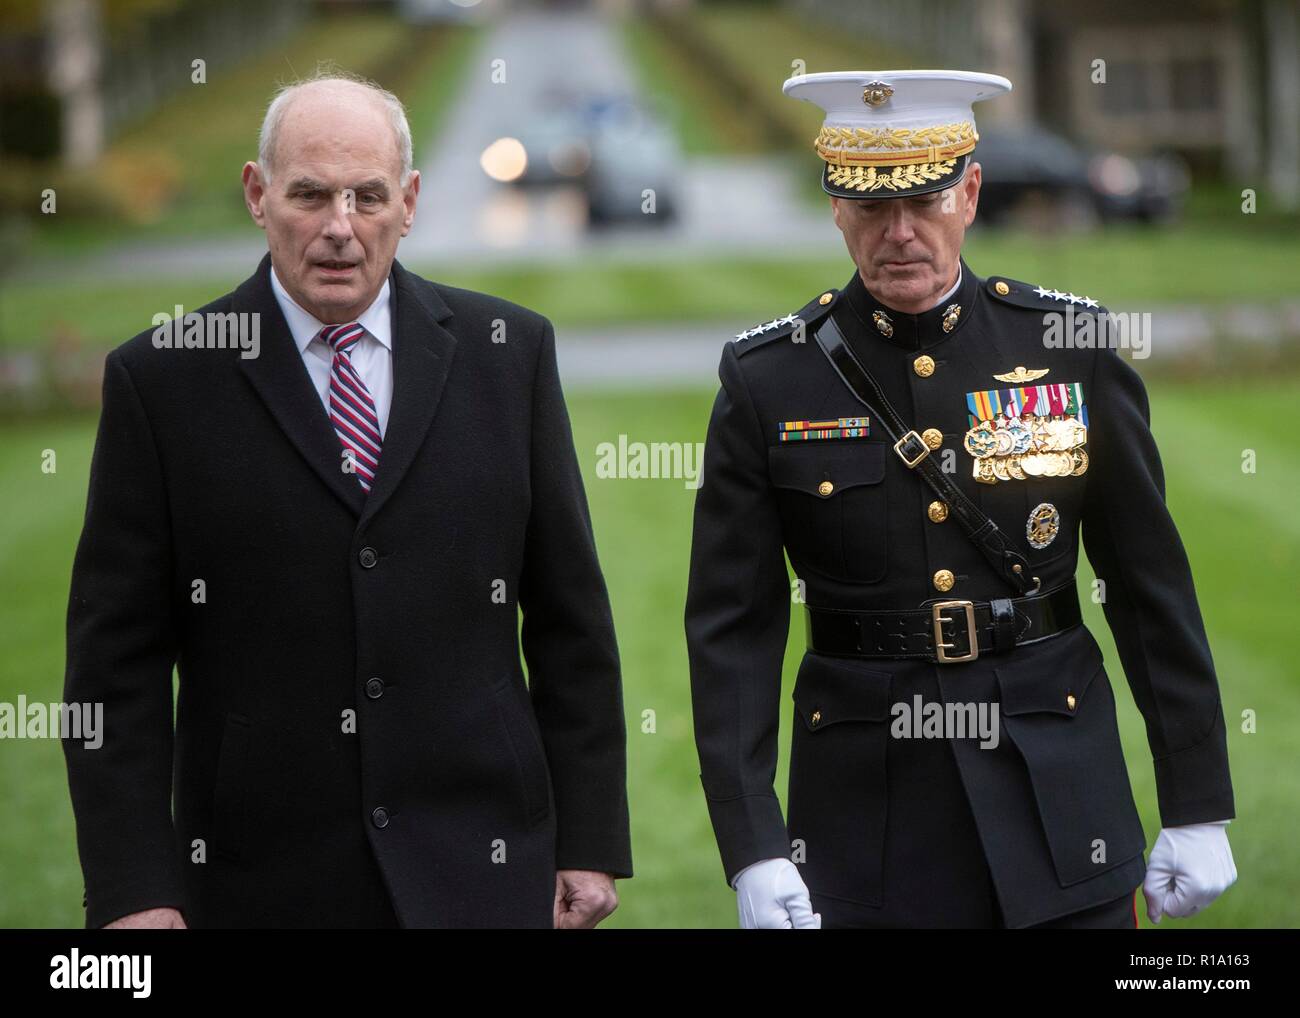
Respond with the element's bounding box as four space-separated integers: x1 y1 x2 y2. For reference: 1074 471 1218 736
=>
62 254 633 929
685 259 1234 927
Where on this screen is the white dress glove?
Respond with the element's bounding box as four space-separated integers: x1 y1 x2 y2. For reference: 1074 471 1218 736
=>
1143 820 1237 923
732 858 822 929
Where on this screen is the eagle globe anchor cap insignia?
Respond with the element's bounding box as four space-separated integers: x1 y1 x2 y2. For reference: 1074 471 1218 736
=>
781 69 1012 198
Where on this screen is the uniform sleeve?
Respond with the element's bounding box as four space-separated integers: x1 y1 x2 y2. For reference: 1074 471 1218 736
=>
1080 346 1235 827
685 343 793 884
63 350 187 928
518 318 633 878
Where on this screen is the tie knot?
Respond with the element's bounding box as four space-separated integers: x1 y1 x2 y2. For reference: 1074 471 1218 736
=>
319 322 365 354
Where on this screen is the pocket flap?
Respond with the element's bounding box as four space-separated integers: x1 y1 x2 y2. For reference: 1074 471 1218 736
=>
792 654 893 730
768 441 886 497
995 636 1103 717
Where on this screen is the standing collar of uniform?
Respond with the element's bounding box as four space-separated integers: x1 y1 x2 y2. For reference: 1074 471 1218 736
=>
269 262 394 355
841 256 980 350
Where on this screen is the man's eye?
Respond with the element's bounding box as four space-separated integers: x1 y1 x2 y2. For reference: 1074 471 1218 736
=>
357 193 381 204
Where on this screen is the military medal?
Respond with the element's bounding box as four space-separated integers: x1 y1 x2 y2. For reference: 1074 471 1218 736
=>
962 381 1090 484
963 421 997 458
1026 502 1061 549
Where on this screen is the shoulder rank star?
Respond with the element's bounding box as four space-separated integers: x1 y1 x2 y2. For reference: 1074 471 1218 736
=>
993 365 1050 383
1032 285 1100 309
735 313 799 342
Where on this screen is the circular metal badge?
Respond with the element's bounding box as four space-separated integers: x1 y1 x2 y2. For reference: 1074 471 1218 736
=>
1026 502 1061 549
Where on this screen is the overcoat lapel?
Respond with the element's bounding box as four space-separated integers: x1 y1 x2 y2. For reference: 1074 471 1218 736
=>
235 256 457 524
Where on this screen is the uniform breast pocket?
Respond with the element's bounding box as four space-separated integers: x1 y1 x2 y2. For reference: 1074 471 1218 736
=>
768 442 888 583
996 637 1146 887
976 478 1077 569
787 653 893 906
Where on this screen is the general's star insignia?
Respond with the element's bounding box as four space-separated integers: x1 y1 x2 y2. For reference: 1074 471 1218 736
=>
993 365 1051 383
1029 285 1100 308
734 312 802 342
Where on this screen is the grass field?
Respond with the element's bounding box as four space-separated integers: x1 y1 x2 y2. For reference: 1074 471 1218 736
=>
6 220 1300 355
0 375 1295 928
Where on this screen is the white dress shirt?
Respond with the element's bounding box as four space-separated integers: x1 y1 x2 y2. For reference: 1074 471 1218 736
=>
269 266 395 439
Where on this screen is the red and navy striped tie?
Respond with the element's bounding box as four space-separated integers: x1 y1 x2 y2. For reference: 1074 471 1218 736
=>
319 322 382 492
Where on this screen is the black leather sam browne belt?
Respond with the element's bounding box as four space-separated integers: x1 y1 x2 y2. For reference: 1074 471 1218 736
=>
805 582 1083 663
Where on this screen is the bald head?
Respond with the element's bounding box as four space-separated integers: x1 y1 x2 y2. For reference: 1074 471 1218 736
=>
258 76 413 187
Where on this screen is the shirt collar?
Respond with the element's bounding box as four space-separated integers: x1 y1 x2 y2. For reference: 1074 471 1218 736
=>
840 257 979 351
269 264 393 354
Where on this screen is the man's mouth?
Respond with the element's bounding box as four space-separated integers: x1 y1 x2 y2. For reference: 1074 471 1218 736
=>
315 260 359 277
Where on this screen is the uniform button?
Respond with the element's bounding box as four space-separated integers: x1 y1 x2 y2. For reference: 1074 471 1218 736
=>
933 568 955 592
365 677 385 700
921 428 943 450
927 500 949 523
995 280 1011 295
1066 694 1077 711
817 480 834 496
818 292 834 305
913 354 935 377
358 547 378 568
371 807 390 829
810 710 822 727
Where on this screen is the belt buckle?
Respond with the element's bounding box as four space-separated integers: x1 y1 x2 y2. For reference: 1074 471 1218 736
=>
894 430 930 468
932 600 978 663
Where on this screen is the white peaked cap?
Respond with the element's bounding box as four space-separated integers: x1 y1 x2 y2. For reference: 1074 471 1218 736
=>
782 70 1012 197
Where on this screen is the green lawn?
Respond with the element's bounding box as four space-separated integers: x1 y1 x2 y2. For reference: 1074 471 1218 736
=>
5 223 1299 357
0 376 1295 927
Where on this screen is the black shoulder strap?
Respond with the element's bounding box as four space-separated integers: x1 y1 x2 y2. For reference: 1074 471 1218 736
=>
813 314 1038 596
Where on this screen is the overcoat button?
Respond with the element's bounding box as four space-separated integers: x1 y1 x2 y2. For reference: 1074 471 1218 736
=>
358 547 378 568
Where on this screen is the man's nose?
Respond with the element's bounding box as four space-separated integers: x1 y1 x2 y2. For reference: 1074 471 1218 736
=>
882 203 916 244
321 192 356 244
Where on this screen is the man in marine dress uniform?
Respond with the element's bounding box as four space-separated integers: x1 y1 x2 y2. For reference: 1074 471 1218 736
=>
685 71 1238 929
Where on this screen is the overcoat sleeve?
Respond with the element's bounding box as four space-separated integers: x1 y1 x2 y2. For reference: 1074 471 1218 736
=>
685 342 794 884
1080 346 1235 827
63 350 186 929
518 318 633 877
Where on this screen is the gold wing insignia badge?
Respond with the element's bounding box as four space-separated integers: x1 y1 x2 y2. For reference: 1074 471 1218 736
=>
993 365 1050 383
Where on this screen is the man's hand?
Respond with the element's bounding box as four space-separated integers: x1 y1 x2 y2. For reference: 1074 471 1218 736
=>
1143 820 1237 923
103 907 187 929
553 870 618 929
733 858 821 929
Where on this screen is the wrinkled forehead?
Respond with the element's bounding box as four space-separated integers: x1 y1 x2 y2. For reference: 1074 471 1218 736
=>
273 87 402 180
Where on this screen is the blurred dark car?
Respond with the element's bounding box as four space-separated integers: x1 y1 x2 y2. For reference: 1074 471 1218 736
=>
509 93 680 228
974 125 1189 227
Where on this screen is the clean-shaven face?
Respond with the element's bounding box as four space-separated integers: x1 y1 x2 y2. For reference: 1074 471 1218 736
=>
830 162 981 314
242 81 420 324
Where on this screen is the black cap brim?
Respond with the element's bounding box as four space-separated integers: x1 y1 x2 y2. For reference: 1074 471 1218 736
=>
821 153 969 199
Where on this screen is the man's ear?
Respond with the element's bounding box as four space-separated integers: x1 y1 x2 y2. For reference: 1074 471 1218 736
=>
242 162 268 229
401 169 420 236
962 161 982 227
